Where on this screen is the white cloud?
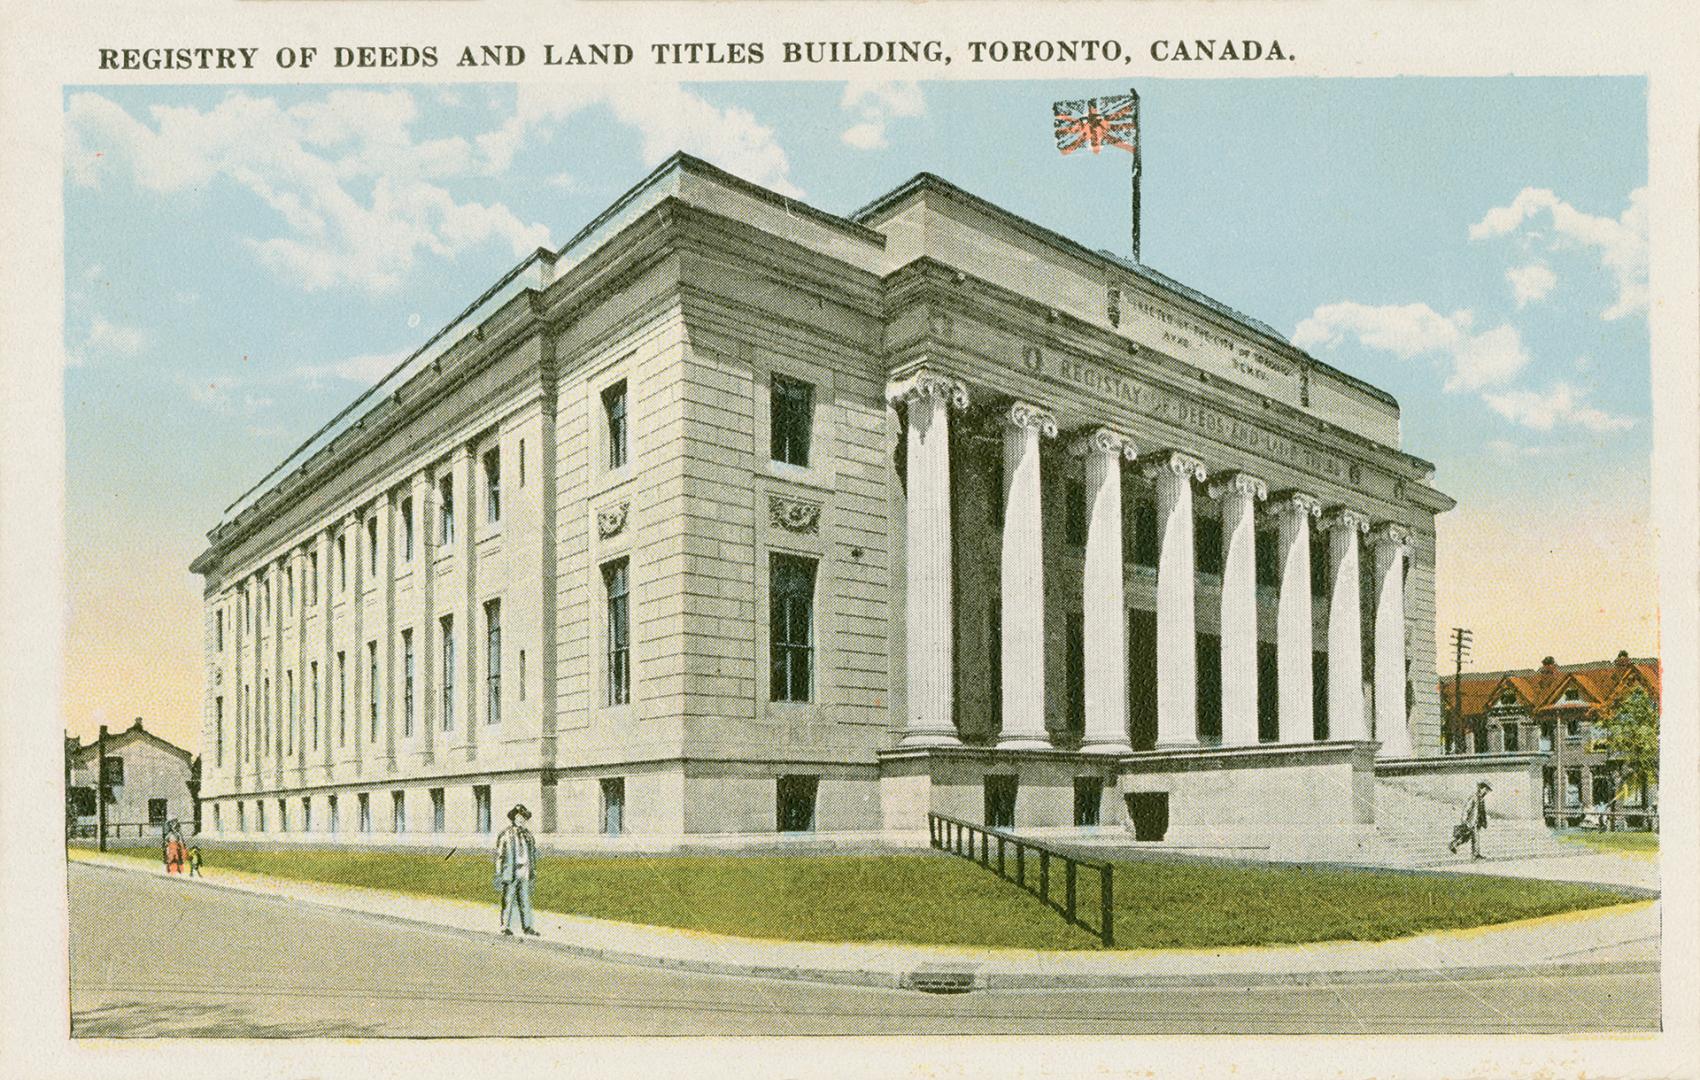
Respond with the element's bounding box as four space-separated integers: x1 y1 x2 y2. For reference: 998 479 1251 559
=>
1485 438 1560 460
85 315 145 358
292 350 408 390
838 81 925 151
1470 186 1648 320
1291 301 1530 391
478 84 800 196
174 373 269 415
65 89 552 295
1480 382 1635 434
1505 262 1557 307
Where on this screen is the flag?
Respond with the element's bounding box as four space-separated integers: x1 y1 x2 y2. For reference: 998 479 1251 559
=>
1052 94 1138 156
1052 90 1143 262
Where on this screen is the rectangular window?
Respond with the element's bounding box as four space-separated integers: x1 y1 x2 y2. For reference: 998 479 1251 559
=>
302 797 313 833
262 678 270 756
1503 724 1520 752
1066 610 1086 734
440 475 455 545
484 448 501 523
216 609 225 652
328 794 339 833
430 788 446 832
984 774 1017 829
604 559 630 705
441 616 455 730
485 600 502 724
309 552 319 605
286 566 295 609
518 439 526 486
278 798 288 833
237 801 245 833
214 697 224 767
147 799 167 825
1134 497 1159 567
601 777 625 836
310 661 319 750
358 792 372 833
1065 478 1087 547
402 630 415 736
368 641 379 741
393 790 406 833
1074 777 1104 827
1195 511 1223 576
776 774 818 833
769 555 816 703
603 380 628 469
401 498 414 561
1539 722 1554 752
286 671 295 755
367 516 378 570
474 785 492 834
337 651 347 745
257 800 267 833
213 804 222 833
519 650 527 700
338 534 348 591
770 374 813 467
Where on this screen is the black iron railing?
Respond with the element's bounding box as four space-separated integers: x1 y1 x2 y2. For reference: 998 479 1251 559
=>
67 822 198 841
928 812 1114 947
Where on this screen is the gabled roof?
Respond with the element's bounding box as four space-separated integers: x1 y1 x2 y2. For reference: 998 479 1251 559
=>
1440 655 1659 719
69 721 193 767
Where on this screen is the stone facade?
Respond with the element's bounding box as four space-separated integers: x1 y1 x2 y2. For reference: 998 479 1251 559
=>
191 154 1453 846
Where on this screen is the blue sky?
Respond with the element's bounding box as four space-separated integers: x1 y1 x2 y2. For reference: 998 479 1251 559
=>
61 77 1654 745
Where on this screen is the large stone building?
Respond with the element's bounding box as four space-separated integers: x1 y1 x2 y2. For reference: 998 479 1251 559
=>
192 154 1456 854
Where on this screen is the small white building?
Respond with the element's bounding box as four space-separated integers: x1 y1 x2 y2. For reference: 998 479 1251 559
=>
67 719 197 838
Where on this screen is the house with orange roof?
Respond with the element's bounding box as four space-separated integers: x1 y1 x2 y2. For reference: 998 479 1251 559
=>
1440 651 1659 827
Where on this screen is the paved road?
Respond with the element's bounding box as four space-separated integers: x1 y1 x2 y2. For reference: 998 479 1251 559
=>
69 863 1658 1037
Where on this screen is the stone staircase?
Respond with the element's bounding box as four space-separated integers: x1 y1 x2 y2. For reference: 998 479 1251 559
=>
1369 779 1584 868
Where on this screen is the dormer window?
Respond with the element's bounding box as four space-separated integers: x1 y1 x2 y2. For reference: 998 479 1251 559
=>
1562 687 1581 703
1499 691 1516 706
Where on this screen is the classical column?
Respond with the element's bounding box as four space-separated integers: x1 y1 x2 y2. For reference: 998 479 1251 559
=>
1321 508 1371 741
1273 492 1322 743
1209 471 1267 746
1144 452 1208 748
888 370 969 747
1371 523 1414 757
996 401 1058 749
1073 428 1138 754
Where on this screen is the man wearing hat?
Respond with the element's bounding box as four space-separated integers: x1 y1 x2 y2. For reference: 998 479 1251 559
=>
494 803 539 936
1449 782 1492 860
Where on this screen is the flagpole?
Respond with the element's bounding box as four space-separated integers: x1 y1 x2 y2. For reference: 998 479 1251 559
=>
1130 87 1142 263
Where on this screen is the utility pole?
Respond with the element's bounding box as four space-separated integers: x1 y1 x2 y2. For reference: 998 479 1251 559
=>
1449 628 1473 754
96 724 109 852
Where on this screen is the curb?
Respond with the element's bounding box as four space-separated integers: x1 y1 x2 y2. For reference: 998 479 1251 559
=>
69 853 1661 994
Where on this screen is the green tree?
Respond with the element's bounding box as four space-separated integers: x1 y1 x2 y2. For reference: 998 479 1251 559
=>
1596 688 1659 804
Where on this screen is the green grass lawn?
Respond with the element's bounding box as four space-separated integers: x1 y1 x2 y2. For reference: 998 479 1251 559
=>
84 846 1637 951
1561 831 1660 859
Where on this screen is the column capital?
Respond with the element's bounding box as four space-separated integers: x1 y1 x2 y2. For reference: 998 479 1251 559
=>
1141 451 1207 483
1207 470 1269 502
1319 507 1373 534
1003 401 1059 438
1069 426 1137 460
886 369 969 411
1271 490 1324 518
1370 522 1414 550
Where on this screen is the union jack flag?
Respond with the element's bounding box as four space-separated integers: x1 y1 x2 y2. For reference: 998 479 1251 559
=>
1053 93 1138 155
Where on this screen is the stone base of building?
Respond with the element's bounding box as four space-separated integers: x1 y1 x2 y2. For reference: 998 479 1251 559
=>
877 745 1123 832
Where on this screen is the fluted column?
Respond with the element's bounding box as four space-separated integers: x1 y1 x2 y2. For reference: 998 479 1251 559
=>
1321 508 1371 741
997 402 1057 749
888 369 969 747
1371 523 1414 757
1209 471 1267 746
1073 428 1138 753
1144 452 1208 748
1273 492 1322 743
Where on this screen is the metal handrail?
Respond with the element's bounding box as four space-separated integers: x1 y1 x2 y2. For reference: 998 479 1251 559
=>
67 821 199 840
928 812 1114 946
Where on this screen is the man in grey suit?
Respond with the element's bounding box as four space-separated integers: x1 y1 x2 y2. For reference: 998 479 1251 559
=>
494 804 539 936
1449 782 1492 859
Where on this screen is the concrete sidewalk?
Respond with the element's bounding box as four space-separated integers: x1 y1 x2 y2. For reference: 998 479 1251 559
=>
68 850 1659 992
